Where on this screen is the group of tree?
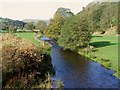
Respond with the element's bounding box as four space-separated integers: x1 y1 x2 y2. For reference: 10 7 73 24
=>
0 17 26 31
43 2 119 51
35 21 47 33
24 21 47 33
0 17 47 33
58 12 92 51
44 7 92 51
90 2 118 34
24 22 35 31
43 7 74 40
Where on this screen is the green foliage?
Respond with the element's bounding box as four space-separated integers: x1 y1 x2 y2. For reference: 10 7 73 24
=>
58 13 91 51
92 4 105 30
100 3 117 32
55 7 74 17
8 25 17 32
35 21 47 33
77 2 118 34
118 1 120 34
0 17 25 30
44 7 74 40
98 2 118 32
24 22 35 31
44 15 66 40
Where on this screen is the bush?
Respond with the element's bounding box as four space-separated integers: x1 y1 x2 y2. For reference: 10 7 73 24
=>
1 33 54 88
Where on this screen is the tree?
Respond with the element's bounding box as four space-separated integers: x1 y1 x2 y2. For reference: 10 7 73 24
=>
35 21 47 33
58 13 91 51
8 25 17 32
24 22 35 31
0 17 25 30
92 6 104 31
0 19 8 30
44 15 66 40
43 7 74 40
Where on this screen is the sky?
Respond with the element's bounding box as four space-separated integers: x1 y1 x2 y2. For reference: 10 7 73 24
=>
0 0 94 20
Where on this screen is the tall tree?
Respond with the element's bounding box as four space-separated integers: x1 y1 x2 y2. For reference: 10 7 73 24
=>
24 22 35 31
58 13 91 51
44 7 74 40
35 21 47 33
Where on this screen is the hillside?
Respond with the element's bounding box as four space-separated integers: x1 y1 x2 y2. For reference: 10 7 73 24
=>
77 2 118 35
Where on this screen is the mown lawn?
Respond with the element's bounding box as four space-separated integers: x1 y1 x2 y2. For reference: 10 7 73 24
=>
14 32 41 46
89 35 119 77
0 30 42 46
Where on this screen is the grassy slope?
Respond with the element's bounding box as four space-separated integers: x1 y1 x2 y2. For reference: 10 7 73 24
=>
91 36 118 70
79 35 119 78
14 32 40 46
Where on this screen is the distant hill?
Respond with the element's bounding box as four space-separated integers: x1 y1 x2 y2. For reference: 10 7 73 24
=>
22 19 50 25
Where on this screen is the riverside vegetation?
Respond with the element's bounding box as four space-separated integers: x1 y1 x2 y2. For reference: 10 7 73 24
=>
43 2 119 78
0 1 119 88
1 33 56 88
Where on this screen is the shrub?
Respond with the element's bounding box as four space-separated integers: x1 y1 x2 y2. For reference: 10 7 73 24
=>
1 33 54 88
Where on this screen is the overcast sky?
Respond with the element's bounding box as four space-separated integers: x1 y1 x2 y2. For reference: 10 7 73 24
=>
0 1 94 20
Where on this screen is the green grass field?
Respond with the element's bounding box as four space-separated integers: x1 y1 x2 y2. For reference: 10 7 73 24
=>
14 32 41 46
88 35 119 77
0 30 43 46
79 35 119 78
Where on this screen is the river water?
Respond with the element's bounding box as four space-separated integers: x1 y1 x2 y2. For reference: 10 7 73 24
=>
41 37 119 88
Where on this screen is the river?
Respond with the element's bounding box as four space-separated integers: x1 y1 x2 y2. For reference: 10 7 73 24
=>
41 37 119 88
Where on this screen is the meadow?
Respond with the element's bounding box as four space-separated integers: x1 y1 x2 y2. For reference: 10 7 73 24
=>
80 35 119 78
14 32 41 46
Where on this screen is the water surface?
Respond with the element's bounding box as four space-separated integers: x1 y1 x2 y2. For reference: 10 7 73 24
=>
42 37 119 88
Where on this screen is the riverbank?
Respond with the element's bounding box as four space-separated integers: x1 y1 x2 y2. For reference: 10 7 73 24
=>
78 35 119 78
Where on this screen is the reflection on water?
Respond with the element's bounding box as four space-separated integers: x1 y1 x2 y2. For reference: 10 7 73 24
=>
42 38 119 88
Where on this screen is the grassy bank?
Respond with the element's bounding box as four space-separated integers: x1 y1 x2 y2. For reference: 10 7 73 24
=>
78 35 119 78
14 32 41 46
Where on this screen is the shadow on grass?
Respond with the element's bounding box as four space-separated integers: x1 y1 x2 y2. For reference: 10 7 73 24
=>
90 41 117 48
92 36 103 38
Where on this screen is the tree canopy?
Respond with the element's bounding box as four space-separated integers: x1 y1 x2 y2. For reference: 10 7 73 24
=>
58 13 91 51
24 22 35 31
43 7 74 40
35 20 47 33
0 17 25 30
